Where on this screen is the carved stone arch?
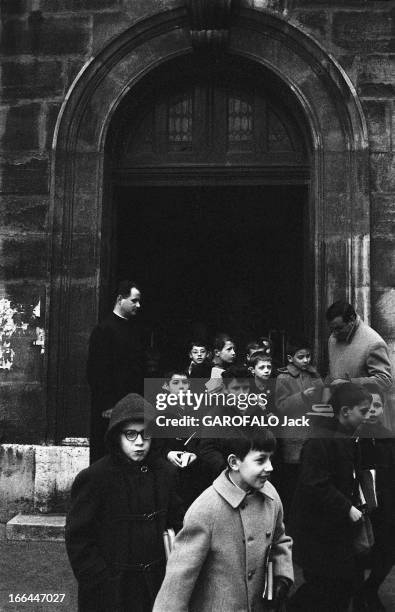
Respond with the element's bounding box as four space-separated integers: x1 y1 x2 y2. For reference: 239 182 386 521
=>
48 6 369 441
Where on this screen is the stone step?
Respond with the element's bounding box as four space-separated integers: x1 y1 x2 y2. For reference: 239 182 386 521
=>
6 514 66 542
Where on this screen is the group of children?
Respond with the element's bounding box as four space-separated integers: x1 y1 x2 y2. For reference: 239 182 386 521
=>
66 333 395 612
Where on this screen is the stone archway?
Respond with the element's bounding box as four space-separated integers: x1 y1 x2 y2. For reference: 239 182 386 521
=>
48 5 369 441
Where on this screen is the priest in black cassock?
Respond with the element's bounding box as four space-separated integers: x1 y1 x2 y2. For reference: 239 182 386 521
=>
87 280 145 462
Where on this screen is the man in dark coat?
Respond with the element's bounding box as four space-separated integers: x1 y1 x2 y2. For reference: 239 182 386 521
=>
65 393 183 612
87 280 145 462
288 383 372 612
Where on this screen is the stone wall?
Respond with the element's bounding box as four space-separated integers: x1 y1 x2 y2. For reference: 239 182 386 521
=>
0 443 88 521
0 0 393 443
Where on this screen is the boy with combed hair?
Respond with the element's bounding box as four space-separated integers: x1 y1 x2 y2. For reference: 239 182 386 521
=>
275 337 323 518
288 383 372 612
154 429 293 612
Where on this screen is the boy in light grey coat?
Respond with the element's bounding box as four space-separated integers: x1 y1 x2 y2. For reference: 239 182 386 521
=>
153 429 293 612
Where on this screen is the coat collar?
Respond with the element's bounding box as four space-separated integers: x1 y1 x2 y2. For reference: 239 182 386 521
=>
344 315 360 343
279 363 319 378
213 469 274 508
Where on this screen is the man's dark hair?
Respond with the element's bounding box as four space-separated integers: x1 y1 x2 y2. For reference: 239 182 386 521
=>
213 333 234 352
364 382 385 404
330 383 372 416
223 428 276 460
221 365 250 386
115 280 141 301
286 337 312 357
326 300 356 323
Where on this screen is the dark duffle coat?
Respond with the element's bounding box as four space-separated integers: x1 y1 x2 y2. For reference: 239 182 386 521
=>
65 449 183 612
289 419 363 579
153 470 293 612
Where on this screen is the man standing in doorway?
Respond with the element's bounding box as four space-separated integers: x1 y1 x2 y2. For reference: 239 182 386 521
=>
87 280 145 462
326 300 393 393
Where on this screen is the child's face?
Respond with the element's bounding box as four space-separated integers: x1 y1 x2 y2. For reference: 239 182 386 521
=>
119 420 151 462
164 374 190 395
343 400 370 430
216 341 236 365
253 359 272 381
365 393 384 425
230 450 273 491
225 378 250 397
189 346 207 365
288 348 311 370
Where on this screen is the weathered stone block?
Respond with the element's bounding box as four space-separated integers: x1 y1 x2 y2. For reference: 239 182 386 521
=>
371 288 395 339
332 11 393 52
45 102 62 150
34 445 88 512
370 153 395 192
64 58 87 90
357 54 395 98
92 12 132 53
294 1 363 5
371 238 395 288
0 382 46 442
293 10 330 39
0 235 48 280
6 513 65 541
361 100 391 152
40 0 121 10
1 60 64 101
0 195 48 231
1 13 91 56
0 156 49 194
1 0 30 16
371 193 395 238
0 445 35 522
0 104 41 151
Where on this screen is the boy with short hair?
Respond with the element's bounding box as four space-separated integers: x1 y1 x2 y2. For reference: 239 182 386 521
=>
66 393 183 612
275 338 323 518
198 365 253 478
187 340 211 393
355 384 395 611
206 333 236 393
154 429 293 612
249 351 276 415
162 369 190 395
288 383 372 612
160 369 207 508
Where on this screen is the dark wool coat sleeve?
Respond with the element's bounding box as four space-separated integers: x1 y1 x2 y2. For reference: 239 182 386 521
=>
298 438 353 523
65 467 109 583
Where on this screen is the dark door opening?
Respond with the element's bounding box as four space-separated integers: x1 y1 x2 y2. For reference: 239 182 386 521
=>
115 184 308 369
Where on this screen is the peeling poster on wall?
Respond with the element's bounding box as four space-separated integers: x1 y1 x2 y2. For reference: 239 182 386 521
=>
0 296 45 381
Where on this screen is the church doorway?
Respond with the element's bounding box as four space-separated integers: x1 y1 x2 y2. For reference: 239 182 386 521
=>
115 183 308 368
108 56 312 368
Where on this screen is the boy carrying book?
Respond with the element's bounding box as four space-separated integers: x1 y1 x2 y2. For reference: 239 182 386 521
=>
154 428 293 612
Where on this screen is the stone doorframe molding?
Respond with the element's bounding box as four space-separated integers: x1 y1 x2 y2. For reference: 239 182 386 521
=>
48 6 369 441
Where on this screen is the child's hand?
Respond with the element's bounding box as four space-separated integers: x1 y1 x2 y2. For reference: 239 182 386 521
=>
349 505 363 522
182 452 197 467
303 387 317 398
167 451 184 467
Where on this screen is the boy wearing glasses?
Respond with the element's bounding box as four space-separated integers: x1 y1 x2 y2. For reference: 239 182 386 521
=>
66 393 183 612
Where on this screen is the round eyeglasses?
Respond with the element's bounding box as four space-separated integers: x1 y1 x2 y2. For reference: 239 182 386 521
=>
122 429 152 442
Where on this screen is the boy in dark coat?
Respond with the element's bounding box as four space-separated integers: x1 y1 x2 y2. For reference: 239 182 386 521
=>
160 370 209 508
65 393 183 612
288 383 372 612
275 338 323 519
354 383 395 611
